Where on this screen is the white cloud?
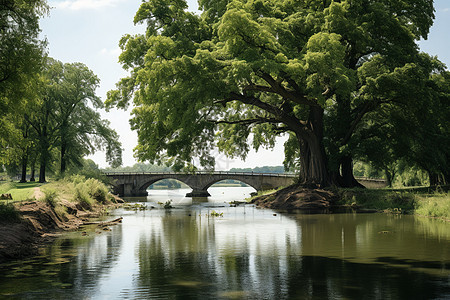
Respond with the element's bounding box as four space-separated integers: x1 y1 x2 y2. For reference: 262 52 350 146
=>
99 47 122 57
51 0 125 10
442 8 450 12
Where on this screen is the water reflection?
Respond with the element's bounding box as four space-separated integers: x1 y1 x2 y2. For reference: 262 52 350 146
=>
0 187 448 299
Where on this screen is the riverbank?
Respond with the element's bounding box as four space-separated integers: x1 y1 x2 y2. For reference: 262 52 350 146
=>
0 178 123 262
250 184 450 221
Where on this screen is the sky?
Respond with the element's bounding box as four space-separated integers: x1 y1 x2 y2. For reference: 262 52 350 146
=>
40 0 450 170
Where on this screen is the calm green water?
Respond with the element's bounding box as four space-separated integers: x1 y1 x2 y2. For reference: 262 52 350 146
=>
0 187 449 299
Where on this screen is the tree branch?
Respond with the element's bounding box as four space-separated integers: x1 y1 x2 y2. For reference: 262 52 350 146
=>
207 117 280 126
257 71 317 107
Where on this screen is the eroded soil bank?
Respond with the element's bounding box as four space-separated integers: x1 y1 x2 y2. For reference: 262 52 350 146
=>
250 184 339 210
0 198 122 263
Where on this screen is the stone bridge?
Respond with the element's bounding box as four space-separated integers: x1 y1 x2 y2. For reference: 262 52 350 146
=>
105 171 297 197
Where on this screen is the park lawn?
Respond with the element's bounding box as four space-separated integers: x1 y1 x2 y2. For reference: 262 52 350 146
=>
0 182 43 202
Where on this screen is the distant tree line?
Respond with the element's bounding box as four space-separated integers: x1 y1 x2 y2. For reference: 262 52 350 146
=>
229 166 286 174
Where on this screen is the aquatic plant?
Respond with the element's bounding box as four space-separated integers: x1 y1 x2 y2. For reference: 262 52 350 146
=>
210 211 223 217
164 200 173 209
124 203 147 211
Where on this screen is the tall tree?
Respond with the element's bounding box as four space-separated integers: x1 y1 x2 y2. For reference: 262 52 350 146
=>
107 0 437 187
25 58 122 182
0 0 48 169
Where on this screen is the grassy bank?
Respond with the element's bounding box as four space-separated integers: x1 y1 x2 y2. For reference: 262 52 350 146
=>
0 176 122 262
336 187 450 220
0 176 120 224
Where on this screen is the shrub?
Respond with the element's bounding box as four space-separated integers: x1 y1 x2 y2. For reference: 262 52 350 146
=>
43 189 59 208
85 178 109 204
74 182 93 210
415 193 450 220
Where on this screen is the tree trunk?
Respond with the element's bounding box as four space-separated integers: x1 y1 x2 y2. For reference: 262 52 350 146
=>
384 169 393 187
20 154 28 183
295 106 331 187
38 134 49 183
30 162 36 182
39 161 46 183
340 156 365 188
326 94 367 188
60 142 66 174
429 171 445 186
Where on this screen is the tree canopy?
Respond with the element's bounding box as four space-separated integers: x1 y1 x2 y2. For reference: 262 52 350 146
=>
0 0 48 115
107 0 449 187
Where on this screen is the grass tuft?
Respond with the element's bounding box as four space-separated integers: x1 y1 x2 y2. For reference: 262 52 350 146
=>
43 189 59 208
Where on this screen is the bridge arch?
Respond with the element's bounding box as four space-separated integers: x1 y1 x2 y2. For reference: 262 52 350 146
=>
203 178 258 191
106 172 296 197
137 177 194 193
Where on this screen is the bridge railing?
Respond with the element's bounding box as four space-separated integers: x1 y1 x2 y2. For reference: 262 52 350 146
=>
103 171 298 178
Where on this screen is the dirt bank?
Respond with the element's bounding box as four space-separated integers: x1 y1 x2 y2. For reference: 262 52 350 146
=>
0 198 121 263
250 184 339 210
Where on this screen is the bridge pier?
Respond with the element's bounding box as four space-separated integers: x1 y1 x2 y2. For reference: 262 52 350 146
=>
185 189 211 197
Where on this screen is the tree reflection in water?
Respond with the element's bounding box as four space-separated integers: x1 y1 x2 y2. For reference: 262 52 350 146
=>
0 202 448 299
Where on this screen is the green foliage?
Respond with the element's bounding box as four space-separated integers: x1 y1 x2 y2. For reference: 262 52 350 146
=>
229 166 285 173
104 162 171 173
415 193 450 220
107 0 445 187
0 0 49 115
74 182 93 209
210 210 223 217
84 178 110 204
2 56 123 183
337 189 416 212
72 176 111 207
0 203 21 224
59 159 111 185
43 188 59 208
124 203 147 211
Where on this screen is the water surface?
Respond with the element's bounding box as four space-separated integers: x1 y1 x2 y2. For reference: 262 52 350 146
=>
0 187 449 299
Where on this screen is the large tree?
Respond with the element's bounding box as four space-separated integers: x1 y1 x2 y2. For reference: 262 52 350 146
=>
0 0 48 167
25 58 122 182
107 0 438 187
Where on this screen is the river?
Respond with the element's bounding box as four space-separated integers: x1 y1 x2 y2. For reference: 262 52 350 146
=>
0 187 449 299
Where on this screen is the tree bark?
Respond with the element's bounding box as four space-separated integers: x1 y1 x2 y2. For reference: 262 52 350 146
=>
39 161 46 183
20 154 28 183
60 142 66 174
30 162 35 182
340 156 365 188
38 131 49 183
295 106 331 187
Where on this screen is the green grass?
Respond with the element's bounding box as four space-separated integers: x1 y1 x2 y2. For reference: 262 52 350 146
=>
336 189 416 211
336 187 450 220
414 193 450 220
0 181 43 201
